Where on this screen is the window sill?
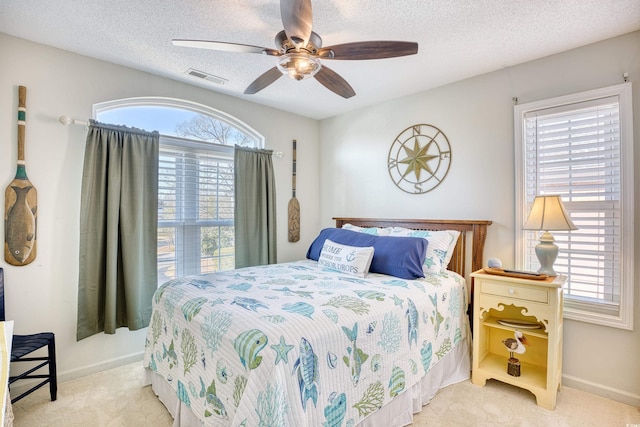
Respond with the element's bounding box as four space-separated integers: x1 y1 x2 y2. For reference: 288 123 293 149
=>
563 298 633 330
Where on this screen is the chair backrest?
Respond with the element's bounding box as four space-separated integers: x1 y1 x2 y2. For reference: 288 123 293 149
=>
0 268 5 322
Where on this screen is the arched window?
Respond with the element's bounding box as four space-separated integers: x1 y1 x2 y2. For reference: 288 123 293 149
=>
95 97 264 283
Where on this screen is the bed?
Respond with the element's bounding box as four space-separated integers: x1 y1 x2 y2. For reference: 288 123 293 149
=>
143 217 491 426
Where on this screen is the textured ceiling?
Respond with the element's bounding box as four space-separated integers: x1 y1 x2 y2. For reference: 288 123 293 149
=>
1 0 639 120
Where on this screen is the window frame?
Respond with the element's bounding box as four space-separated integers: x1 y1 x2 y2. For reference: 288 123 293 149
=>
93 97 264 146
94 96 264 283
514 83 634 330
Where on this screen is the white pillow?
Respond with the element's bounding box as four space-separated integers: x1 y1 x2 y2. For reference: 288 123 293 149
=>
442 230 461 269
388 227 459 274
341 223 392 236
318 239 374 277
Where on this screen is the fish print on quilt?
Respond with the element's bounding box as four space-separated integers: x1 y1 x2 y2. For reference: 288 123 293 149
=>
143 259 467 426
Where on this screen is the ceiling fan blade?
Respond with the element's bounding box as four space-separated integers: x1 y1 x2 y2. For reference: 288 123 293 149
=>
244 67 283 95
173 39 280 56
318 41 418 60
280 0 313 47
314 65 355 99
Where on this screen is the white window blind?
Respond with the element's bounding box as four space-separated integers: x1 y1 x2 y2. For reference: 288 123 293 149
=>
158 137 235 284
515 83 634 330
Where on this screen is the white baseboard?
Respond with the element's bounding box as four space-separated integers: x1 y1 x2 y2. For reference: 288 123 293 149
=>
563 373 640 408
58 351 145 383
10 352 144 399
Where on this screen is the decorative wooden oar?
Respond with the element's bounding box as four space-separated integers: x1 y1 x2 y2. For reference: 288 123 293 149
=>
4 85 37 265
287 139 300 242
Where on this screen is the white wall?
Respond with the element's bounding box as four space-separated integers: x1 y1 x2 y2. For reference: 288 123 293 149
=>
0 33 320 381
319 31 640 405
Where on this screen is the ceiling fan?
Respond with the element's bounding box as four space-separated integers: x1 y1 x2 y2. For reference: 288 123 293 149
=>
173 0 418 98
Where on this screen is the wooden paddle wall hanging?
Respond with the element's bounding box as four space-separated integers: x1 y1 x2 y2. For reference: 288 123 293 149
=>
287 139 300 242
4 85 37 265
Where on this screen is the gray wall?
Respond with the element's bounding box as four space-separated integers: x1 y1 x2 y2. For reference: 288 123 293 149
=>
319 31 640 405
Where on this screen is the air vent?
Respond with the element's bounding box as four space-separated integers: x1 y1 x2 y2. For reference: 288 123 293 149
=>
185 68 228 85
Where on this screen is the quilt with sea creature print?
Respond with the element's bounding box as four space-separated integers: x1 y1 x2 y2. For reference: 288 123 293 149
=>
143 259 468 426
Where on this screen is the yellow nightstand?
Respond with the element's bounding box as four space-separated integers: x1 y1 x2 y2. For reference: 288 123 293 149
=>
470 270 565 410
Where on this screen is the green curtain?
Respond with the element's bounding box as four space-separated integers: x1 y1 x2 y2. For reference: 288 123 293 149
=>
77 120 159 341
234 146 277 268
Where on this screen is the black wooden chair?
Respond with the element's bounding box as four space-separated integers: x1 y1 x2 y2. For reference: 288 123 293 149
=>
0 267 57 403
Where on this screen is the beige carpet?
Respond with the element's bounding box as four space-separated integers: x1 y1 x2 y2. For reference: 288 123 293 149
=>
10 362 640 426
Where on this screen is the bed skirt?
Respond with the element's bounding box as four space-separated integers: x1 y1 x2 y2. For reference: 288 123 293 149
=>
143 336 470 427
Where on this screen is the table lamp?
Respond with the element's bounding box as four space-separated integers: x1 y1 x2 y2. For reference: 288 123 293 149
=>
522 195 577 276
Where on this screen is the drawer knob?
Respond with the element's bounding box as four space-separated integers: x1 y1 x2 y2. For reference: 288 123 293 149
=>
509 288 515 295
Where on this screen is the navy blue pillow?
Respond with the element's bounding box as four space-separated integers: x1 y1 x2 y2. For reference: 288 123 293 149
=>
307 228 427 279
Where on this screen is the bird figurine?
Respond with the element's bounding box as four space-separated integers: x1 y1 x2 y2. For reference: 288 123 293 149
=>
502 330 529 377
502 330 529 356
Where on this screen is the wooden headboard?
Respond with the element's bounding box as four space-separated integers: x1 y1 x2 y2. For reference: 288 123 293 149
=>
333 217 492 279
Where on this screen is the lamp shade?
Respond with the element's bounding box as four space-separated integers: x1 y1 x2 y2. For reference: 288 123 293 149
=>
523 195 577 231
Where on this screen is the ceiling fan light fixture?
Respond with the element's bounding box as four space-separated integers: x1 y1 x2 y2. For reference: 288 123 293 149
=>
276 53 321 81
174 1 418 97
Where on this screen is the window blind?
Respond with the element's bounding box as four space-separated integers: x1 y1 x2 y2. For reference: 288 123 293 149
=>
158 136 235 283
524 97 621 308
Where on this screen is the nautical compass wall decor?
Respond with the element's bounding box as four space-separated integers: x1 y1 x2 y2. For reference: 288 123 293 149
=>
387 124 451 194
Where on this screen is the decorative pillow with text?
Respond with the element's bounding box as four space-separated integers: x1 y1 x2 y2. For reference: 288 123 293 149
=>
318 239 374 277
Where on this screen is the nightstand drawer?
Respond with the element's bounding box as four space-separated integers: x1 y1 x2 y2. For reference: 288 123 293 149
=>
482 281 548 303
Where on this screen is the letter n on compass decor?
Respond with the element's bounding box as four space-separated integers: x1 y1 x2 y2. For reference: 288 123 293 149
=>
387 124 451 194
